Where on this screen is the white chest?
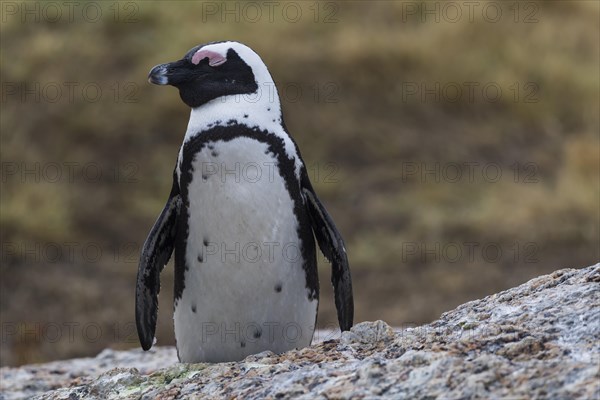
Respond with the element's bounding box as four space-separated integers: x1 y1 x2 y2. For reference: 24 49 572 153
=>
174 137 317 362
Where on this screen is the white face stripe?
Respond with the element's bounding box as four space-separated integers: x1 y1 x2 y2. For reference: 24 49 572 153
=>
177 41 303 181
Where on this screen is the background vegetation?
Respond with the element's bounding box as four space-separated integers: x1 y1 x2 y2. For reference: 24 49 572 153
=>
1 1 598 366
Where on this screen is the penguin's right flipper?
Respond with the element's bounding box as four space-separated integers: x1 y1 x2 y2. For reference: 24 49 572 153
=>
135 175 180 351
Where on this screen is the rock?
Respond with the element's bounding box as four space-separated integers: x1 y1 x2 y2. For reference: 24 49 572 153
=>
1 264 598 399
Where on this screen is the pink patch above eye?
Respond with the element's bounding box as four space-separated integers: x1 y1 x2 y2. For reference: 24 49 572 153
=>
191 49 227 66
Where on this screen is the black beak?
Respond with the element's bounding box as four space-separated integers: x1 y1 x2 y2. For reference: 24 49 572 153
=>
148 59 204 86
148 63 170 85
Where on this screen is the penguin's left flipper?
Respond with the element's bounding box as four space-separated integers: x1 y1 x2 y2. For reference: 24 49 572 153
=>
135 175 181 351
301 172 354 331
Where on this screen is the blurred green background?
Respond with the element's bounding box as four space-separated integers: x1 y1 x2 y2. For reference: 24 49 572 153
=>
1 1 598 367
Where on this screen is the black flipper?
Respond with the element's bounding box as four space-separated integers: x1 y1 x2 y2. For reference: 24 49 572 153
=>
136 174 181 350
301 171 354 331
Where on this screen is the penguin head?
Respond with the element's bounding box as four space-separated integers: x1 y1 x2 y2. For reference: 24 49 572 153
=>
148 41 273 109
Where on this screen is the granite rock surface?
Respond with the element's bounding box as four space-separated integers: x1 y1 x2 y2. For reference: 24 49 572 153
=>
1 264 598 399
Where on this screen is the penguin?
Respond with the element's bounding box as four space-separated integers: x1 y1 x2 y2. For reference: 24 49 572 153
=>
135 41 353 363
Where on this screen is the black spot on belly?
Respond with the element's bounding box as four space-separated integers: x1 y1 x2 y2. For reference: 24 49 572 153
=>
241 341 246 348
211 151 219 157
274 283 282 293
197 253 203 263
253 327 262 339
202 174 208 180
243 114 248 118
208 144 214 150
203 237 209 246
191 304 197 313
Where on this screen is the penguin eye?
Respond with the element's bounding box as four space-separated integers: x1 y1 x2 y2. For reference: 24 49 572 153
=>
191 49 227 67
